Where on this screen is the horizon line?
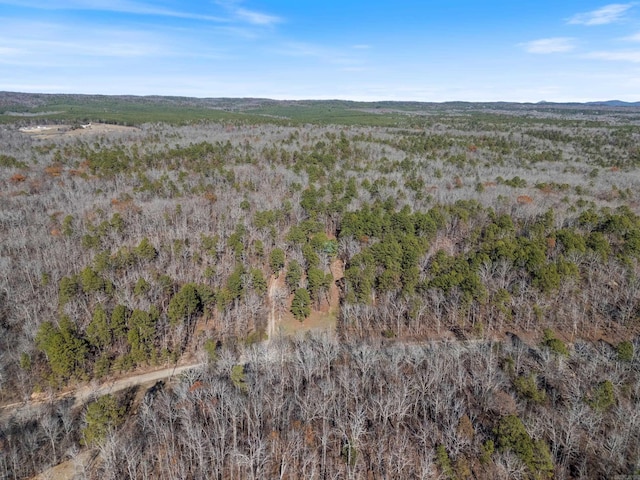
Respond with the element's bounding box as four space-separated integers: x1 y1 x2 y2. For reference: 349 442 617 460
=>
1 90 640 106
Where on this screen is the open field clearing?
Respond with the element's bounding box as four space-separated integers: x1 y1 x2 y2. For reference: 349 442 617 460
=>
18 123 140 139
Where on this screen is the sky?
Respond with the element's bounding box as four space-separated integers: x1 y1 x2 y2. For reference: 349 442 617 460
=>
1 1 640 102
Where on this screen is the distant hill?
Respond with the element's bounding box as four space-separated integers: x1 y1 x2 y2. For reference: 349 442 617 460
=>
585 100 640 107
2 91 640 126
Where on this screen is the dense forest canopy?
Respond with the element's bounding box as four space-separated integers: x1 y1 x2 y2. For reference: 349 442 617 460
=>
1 94 639 479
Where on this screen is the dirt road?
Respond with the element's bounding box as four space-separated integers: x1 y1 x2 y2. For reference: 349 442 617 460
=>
69 363 205 408
1 362 205 418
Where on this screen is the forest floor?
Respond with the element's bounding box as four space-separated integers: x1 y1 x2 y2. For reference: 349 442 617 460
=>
29 450 96 480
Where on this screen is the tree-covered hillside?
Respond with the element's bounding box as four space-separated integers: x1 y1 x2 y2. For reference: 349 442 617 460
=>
1 95 639 479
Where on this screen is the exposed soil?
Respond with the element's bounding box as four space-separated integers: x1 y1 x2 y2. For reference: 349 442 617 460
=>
18 123 139 139
267 259 344 338
29 451 96 480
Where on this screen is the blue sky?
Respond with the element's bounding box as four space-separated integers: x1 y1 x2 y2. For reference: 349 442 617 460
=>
1 1 639 101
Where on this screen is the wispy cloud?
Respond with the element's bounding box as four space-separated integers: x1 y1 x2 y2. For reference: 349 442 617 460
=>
585 50 640 62
213 1 282 26
234 8 281 26
0 46 23 55
0 0 227 22
568 3 634 25
0 20 177 67
520 37 576 54
622 32 640 41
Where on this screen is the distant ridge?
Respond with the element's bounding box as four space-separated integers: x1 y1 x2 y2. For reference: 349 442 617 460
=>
3 91 640 127
584 100 640 107
2 91 640 108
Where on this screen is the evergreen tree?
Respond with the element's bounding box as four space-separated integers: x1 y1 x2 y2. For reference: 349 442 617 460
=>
82 394 125 446
127 309 155 364
307 267 331 304
86 304 111 350
291 288 311 321
168 283 202 325
80 266 105 293
111 304 129 341
250 268 267 296
269 247 285 274
495 414 554 478
36 316 88 380
286 260 302 292
135 237 157 261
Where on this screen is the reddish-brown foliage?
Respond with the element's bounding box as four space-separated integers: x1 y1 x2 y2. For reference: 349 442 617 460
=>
111 197 141 213
44 164 63 177
188 381 204 393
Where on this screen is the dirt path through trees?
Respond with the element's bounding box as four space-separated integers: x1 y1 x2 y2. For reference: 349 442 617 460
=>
267 279 278 341
1 362 205 419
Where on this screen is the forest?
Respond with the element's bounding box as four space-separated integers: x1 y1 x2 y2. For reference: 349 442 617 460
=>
0 94 639 479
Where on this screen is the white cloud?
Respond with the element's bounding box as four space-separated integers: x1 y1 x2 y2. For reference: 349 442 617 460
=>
0 20 178 67
0 0 228 22
520 37 576 54
568 3 634 25
234 8 281 26
622 32 640 41
71 0 218 20
213 1 282 26
585 50 640 62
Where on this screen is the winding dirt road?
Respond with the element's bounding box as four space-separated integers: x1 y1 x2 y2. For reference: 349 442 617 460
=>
1 362 205 419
